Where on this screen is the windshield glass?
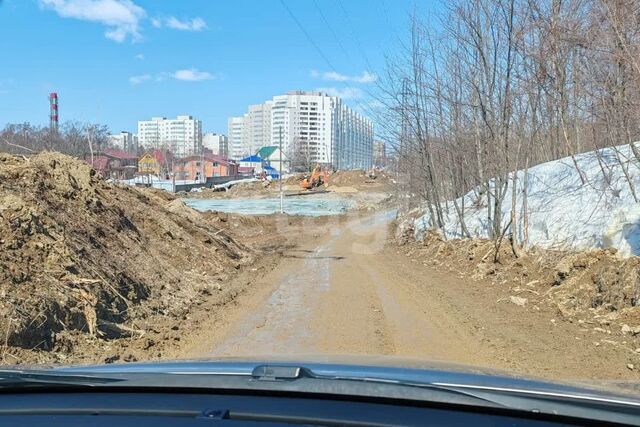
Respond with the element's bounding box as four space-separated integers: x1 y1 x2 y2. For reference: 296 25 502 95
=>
1 0 639 397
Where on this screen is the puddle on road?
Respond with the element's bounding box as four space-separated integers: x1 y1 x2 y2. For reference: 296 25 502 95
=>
209 211 397 357
211 236 337 356
184 197 353 216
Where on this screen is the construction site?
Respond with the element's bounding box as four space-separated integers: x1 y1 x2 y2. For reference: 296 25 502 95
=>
2 150 640 387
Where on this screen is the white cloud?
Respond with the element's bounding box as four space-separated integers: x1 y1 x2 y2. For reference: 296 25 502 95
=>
322 71 350 82
311 70 377 84
130 68 214 85
172 68 213 81
316 87 363 100
39 0 146 42
353 71 377 83
166 16 206 31
152 16 207 31
129 74 151 85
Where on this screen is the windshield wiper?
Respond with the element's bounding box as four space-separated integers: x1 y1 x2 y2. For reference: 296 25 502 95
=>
0 369 125 388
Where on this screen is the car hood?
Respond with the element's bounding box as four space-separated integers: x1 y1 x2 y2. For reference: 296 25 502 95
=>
50 354 640 402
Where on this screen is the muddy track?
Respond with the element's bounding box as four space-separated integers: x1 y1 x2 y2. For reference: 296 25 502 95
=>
184 209 640 387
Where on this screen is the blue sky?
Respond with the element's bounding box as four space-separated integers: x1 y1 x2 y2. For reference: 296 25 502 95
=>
0 0 436 134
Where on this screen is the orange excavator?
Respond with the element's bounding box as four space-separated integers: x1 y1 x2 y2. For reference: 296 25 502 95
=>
300 165 329 190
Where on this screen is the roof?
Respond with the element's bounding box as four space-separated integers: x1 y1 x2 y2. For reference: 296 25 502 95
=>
240 155 262 163
150 149 167 164
177 154 236 165
87 156 109 171
103 148 138 160
257 146 278 159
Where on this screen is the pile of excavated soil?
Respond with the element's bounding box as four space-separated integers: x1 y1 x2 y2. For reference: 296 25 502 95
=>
284 174 306 185
0 152 253 364
327 170 394 192
185 171 397 201
328 169 369 186
186 181 278 199
397 228 640 338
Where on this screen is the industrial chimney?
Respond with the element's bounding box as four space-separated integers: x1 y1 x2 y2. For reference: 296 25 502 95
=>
49 92 58 133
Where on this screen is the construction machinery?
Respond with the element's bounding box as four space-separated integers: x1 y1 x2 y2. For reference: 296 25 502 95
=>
300 165 328 190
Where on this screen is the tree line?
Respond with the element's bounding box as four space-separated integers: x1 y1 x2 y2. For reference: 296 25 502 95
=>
376 0 640 258
0 122 111 158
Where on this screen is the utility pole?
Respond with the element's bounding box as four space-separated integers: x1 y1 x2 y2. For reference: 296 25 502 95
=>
172 157 176 193
279 126 284 214
200 147 205 184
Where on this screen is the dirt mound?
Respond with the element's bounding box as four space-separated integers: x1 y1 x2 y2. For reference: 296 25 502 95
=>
399 229 640 329
187 180 278 199
327 169 394 191
226 180 272 196
329 169 368 186
285 174 306 185
0 152 251 363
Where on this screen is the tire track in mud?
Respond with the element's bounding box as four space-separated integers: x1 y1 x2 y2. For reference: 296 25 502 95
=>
210 210 433 358
210 234 339 357
206 209 489 369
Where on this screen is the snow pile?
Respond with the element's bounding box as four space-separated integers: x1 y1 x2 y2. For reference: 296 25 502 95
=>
414 143 640 257
119 176 200 192
213 178 256 191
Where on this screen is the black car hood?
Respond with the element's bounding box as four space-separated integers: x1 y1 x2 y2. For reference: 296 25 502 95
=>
50 354 640 402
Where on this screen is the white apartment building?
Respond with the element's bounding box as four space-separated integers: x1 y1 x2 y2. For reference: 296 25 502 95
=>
331 97 375 170
228 102 273 160
227 116 245 159
108 131 138 153
245 102 272 155
202 133 229 156
137 115 202 158
270 91 335 165
228 91 373 169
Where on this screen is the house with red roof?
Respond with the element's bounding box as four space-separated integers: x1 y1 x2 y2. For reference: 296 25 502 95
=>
173 154 238 181
85 148 138 179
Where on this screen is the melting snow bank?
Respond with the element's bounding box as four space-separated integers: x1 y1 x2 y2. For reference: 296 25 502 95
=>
212 178 257 191
184 197 353 216
415 143 640 257
118 176 200 192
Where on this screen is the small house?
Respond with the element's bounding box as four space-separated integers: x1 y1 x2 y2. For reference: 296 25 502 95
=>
174 154 238 181
257 146 289 173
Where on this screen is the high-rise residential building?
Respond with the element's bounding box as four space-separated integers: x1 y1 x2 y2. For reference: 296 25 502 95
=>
245 102 272 154
137 115 202 158
202 133 229 157
108 131 138 153
227 102 273 159
227 116 245 159
227 91 373 169
331 97 375 170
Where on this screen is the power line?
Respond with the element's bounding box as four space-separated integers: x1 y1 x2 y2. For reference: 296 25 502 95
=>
278 0 380 122
278 0 339 75
312 0 355 69
336 0 374 72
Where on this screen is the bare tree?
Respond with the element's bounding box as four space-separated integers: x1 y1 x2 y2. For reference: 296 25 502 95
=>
376 0 640 260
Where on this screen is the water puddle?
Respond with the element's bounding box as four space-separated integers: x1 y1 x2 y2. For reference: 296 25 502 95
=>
183 197 353 216
211 236 337 356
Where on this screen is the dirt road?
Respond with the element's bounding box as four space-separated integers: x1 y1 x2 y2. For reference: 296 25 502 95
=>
190 210 640 384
